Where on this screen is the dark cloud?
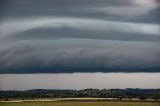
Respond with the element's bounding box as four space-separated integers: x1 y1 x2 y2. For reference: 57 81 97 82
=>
0 0 159 23
0 39 160 73
0 0 129 18
0 0 160 73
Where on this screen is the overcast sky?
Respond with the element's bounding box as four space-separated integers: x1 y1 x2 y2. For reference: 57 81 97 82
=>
0 73 160 90
0 0 160 73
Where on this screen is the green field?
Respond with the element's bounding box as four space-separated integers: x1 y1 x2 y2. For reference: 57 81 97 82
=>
0 101 159 106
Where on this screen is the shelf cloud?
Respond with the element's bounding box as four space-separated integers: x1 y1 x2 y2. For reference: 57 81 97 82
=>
0 0 160 73
0 39 160 73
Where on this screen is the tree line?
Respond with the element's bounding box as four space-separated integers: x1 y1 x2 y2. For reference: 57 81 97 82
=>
0 88 160 100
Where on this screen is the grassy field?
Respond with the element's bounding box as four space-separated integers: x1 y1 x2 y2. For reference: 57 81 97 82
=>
0 100 159 106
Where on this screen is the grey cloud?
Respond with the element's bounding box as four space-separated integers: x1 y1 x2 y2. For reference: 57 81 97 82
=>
0 39 160 73
0 0 160 73
0 0 159 24
120 7 160 24
13 27 160 41
1 17 160 41
94 0 159 16
0 0 130 19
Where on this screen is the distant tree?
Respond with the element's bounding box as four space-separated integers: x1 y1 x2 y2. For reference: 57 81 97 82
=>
118 96 123 100
0 89 160 100
5 98 8 101
139 96 147 100
152 95 160 100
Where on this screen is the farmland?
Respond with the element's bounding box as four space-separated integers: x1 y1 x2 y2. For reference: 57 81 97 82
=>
0 99 160 106
0 89 159 106
0 101 160 106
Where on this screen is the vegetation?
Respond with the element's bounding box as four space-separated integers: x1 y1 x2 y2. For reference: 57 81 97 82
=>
0 88 160 100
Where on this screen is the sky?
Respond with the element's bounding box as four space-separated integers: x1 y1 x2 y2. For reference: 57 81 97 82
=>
0 0 160 73
0 73 160 90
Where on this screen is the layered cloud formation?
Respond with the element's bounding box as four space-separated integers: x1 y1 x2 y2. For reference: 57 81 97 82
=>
0 0 160 73
1 17 160 40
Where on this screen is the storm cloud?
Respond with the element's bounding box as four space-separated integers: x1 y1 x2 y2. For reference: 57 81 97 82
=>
0 0 160 73
1 17 160 41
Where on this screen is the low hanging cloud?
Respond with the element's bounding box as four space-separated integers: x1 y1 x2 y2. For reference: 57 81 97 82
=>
0 0 160 73
0 39 160 73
